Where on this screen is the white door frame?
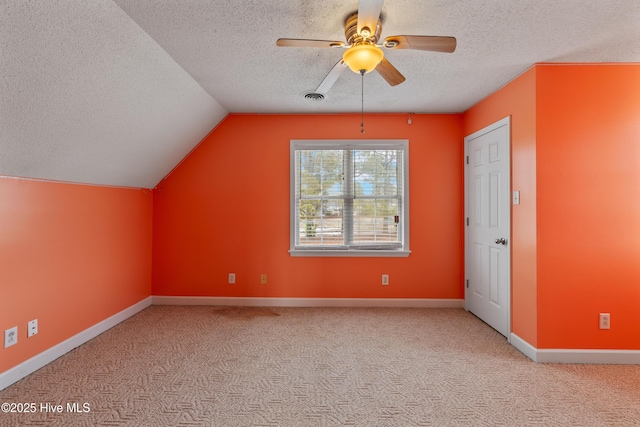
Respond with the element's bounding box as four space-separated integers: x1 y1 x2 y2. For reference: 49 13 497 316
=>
464 116 511 340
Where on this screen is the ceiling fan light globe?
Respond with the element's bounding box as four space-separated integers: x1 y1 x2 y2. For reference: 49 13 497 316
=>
342 43 384 74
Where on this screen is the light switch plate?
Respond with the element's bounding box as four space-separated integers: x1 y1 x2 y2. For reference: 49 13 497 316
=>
513 191 520 205
28 319 38 337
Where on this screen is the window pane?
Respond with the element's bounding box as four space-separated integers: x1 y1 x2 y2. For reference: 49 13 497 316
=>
299 150 343 197
297 199 344 246
352 199 399 244
354 150 399 197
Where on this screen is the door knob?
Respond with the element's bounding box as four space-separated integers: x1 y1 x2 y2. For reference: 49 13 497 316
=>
495 238 507 245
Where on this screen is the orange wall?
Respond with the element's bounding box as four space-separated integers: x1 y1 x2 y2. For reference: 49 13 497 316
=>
464 68 539 346
0 177 152 373
536 64 640 349
153 114 464 299
464 63 640 350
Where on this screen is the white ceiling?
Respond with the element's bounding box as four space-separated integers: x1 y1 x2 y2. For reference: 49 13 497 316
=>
2 1 639 188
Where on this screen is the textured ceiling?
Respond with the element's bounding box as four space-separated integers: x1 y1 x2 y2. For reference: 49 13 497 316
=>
2 1 639 188
0 0 227 188
114 0 640 114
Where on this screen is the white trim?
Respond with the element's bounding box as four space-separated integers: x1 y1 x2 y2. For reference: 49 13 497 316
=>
289 249 411 257
510 333 539 362
510 333 640 364
464 116 511 141
0 297 152 391
152 296 464 308
536 349 640 365
290 140 409 150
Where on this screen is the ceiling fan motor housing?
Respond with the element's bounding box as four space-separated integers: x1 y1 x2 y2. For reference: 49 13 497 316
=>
344 12 382 45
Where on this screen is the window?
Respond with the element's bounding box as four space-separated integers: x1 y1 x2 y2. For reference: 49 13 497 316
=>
290 140 410 257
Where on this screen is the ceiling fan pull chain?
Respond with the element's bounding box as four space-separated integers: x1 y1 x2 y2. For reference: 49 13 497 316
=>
360 70 365 134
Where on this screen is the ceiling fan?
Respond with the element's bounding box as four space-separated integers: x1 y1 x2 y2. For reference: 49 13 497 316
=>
276 0 456 94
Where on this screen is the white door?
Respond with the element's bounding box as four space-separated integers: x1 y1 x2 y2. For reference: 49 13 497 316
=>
465 117 511 337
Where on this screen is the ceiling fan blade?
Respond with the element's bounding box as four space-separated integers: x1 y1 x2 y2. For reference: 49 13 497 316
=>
357 0 384 35
315 60 348 94
276 38 345 48
375 58 405 86
383 35 456 53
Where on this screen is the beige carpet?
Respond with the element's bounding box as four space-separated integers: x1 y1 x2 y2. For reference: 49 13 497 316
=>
1 306 639 426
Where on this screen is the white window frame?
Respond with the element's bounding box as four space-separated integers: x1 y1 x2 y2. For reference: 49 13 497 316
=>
289 139 410 257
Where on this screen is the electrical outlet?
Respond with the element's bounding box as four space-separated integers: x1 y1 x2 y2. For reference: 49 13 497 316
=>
4 326 18 348
28 319 38 337
599 313 610 330
382 274 389 285
260 274 267 285
228 273 236 284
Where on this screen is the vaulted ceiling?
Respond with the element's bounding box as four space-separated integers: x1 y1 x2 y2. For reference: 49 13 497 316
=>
2 1 639 188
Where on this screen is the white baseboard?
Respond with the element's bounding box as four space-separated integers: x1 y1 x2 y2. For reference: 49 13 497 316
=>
152 296 465 308
510 333 640 364
0 297 152 391
510 333 539 361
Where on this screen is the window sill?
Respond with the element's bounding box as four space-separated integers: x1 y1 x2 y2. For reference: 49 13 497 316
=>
289 249 411 258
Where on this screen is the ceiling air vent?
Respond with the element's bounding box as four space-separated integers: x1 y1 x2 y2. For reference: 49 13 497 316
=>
303 92 325 101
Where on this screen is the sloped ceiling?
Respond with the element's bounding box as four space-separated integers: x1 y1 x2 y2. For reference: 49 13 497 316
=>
0 1 227 189
2 1 639 189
